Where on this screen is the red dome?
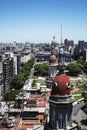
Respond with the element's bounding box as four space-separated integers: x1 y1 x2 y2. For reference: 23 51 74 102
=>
51 74 71 95
49 55 57 63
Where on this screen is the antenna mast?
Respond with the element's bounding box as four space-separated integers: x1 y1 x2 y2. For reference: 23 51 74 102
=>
61 24 62 45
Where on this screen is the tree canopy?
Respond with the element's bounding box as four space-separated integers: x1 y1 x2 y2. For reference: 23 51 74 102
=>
34 63 48 76
11 58 35 90
4 89 19 102
66 63 83 76
82 92 87 113
77 58 85 66
11 73 25 90
77 58 87 73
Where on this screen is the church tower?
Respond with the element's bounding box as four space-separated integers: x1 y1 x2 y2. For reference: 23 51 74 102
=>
49 54 58 79
46 54 58 89
44 70 77 130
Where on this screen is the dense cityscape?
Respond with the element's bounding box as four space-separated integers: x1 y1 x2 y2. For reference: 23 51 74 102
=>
0 37 87 130
0 0 87 130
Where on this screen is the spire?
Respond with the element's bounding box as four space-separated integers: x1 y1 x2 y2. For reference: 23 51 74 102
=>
61 24 62 45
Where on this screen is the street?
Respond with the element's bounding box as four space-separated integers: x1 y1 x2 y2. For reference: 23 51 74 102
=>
73 101 85 116
73 101 87 129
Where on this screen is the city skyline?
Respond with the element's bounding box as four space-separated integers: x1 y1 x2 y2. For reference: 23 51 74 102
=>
0 0 87 43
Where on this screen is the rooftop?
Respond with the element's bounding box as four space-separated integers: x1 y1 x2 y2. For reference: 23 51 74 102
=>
23 107 46 113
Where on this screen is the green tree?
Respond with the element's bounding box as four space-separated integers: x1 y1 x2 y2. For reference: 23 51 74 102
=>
21 58 35 78
34 63 48 76
4 89 19 102
77 59 87 73
82 92 87 113
66 63 82 76
83 62 87 69
77 58 85 65
32 79 37 88
11 73 25 90
11 58 35 90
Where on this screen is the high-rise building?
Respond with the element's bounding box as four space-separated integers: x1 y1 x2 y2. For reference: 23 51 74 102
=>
64 39 74 52
0 61 3 97
2 54 14 93
74 40 87 60
14 54 21 75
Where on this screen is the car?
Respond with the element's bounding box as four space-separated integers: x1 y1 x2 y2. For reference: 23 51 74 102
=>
77 98 84 104
6 121 14 128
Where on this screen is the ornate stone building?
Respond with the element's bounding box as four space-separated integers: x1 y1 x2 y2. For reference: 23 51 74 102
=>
49 54 58 79
46 54 58 89
44 70 77 130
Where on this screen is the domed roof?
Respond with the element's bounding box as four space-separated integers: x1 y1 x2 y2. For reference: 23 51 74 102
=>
51 74 71 95
51 36 57 44
49 54 57 63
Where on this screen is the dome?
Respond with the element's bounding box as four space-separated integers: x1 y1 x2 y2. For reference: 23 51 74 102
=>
49 54 57 63
51 74 71 95
51 36 57 44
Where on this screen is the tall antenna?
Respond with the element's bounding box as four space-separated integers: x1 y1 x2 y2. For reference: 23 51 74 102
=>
61 24 62 45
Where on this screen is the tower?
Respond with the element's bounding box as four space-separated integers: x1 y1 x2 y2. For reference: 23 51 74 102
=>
58 46 65 66
61 25 62 45
46 54 58 89
44 71 77 130
58 25 65 66
49 54 58 79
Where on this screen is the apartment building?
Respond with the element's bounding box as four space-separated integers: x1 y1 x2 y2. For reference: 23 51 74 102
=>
2 54 14 93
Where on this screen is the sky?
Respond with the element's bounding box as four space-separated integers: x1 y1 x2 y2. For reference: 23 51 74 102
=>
0 0 87 43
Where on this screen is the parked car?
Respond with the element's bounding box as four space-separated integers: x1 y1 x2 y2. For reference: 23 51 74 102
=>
6 121 14 128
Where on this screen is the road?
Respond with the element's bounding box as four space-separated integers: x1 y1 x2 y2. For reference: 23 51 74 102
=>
72 101 87 130
73 101 85 116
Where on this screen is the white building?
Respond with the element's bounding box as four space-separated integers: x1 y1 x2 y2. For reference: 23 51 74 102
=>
21 50 31 63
